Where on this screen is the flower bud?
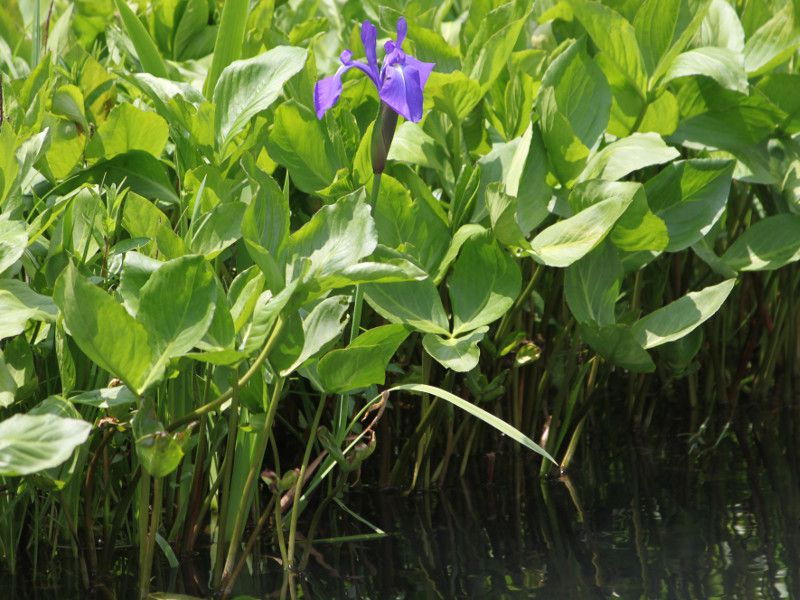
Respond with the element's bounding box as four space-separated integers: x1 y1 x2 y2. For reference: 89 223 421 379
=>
370 102 399 174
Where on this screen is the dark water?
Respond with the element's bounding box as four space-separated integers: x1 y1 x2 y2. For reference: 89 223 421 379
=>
5 406 800 599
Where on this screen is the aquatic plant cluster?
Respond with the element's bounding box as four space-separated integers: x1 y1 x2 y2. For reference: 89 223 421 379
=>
0 0 798 597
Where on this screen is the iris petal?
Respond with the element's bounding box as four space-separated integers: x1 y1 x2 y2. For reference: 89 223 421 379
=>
380 63 424 122
360 21 380 85
395 17 407 47
314 70 346 119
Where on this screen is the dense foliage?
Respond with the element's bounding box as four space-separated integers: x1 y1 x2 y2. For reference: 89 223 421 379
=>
0 0 798 597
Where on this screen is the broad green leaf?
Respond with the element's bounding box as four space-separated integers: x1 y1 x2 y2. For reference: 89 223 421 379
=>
580 323 655 372
425 71 482 122
447 230 521 336
530 182 638 267
578 132 680 182
632 279 736 348
285 190 376 281
0 413 91 476
633 0 681 75
241 277 301 356
0 280 58 341
70 386 137 409
663 47 748 93
132 405 184 477
387 122 442 170
569 0 648 94
486 184 530 249
54 263 156 395
86 103 169 160
386 384 556 464
564 242 621 326
204 0 248 97
644 159 734 251
242 169 289 259
364 278 449 336
0 217 27 274
266 101 340 193
317 324 410 393
538 40 611 185
743 4 800 76
137 256 216 377
463 2 531 92
277 295 350 375
373 174 450 274
52 84 89 131
52 151 179 206
695 0 745 53
190 202 246 258
316 258 427 291
721 214 800 271
214 47 308 149
610 188 669 252
114 0 168 78
423 328 487 372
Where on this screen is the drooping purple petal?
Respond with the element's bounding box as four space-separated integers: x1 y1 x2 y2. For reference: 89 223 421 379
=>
314 70 346 119
380 62 424 122
360 21 380 86
404 55 435 88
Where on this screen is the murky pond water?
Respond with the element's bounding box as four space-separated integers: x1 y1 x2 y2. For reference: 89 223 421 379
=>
5 404 800 599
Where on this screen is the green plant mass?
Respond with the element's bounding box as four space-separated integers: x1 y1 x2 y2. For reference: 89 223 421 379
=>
0 0 799 597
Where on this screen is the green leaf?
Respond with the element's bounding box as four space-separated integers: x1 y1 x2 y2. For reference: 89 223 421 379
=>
242 169 289 259
579 323 655 372
266 100 340 193
204 0 249 97
386 122 442 171
114 0 168 78
214 47 308 149
190 202 246 259
70 386 137 409
578 132 680 182
137 256 216 377
0 279 57 341
632 279 736 348
663 47 748 93
277 295 350 375
569 0 648 94
0 217 27 274
364 278 449 336
86 103 169 160
447 230 521 336
386 384 556 464
564 242 621 326
530 182 638 267
609 187 669 252
423 327 487 372
285 190 376 282
0 413 91 476
52 151 179 206
54 263 156 395
463 2 531 93
695 0 745 54
132 404 184 477
743 4 800 77
373 174 450 274
425 71 483 122
644 159 734 251
317 324 410 393
721 214 800 271
538 40 611 185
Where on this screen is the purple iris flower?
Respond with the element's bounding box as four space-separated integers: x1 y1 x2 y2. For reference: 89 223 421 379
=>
314 18 435 123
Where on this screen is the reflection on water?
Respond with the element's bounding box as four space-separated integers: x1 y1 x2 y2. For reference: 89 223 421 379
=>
5 404 800 599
